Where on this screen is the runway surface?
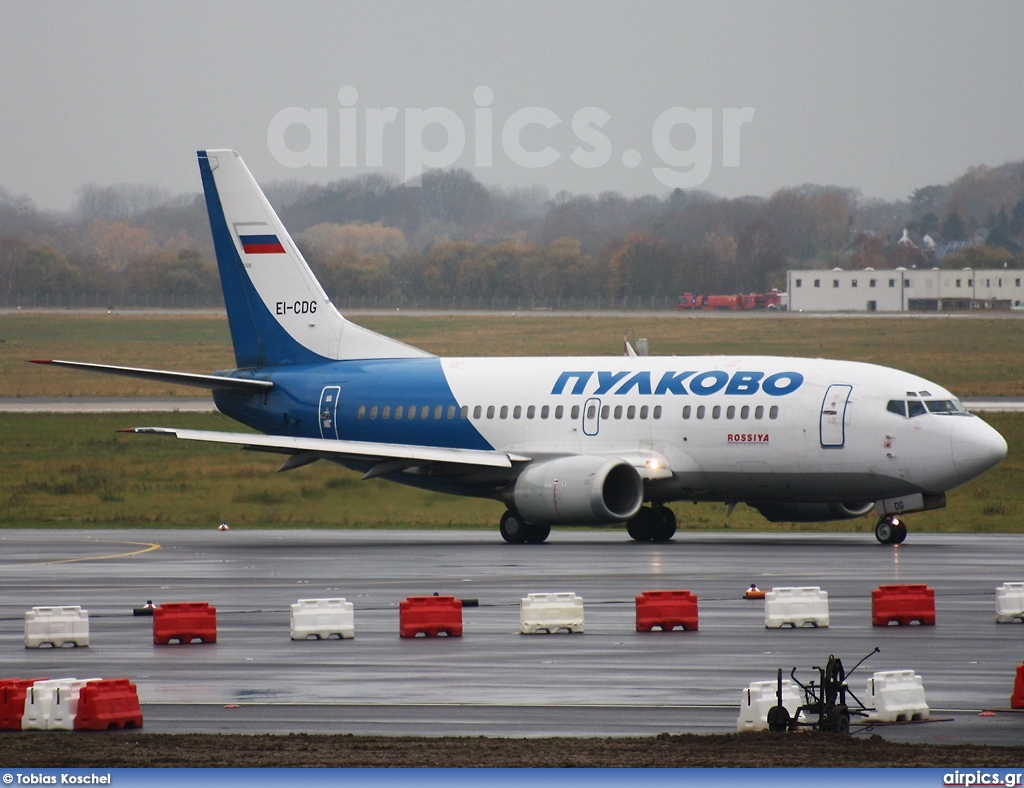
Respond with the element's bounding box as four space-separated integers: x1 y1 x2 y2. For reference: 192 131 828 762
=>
2 529 1022 743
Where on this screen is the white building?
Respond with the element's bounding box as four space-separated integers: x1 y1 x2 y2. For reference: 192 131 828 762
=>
787 268 1023 312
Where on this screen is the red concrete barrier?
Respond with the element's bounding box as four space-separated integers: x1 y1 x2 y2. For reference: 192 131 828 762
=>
153 602 217 644
872 584 935 626
1012 663 1024 710
635 590 699 631
0 678 47 730
74 679 143 730
399 596 462 637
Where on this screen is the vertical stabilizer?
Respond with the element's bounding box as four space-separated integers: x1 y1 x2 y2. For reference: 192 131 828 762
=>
198 150 430 367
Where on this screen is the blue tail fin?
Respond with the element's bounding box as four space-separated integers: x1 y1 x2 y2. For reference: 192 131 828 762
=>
198 150 429 368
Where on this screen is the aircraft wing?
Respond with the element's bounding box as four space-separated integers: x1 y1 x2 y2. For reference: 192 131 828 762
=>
119 427 532 476
29 360 273 393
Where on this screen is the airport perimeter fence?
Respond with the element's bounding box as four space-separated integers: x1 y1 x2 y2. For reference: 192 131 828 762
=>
1 293 687 311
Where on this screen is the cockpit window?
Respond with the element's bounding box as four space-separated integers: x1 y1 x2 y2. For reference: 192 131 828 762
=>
886 400 906 417
907 400 927 418
926 400 958 414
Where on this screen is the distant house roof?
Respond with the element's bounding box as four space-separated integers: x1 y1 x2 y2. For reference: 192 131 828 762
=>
934 239 980 261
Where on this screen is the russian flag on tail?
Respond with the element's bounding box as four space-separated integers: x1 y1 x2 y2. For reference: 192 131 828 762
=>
240 234 286 254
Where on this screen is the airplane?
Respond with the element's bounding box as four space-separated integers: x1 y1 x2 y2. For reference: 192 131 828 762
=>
32 150 1008 546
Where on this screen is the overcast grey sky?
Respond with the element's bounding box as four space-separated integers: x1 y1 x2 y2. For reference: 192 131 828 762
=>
2 1 1023 211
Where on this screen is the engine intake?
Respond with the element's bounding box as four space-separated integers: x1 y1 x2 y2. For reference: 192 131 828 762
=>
512 456 644 525
751 501 876 523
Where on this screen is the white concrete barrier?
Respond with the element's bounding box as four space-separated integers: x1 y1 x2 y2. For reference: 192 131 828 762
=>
995 582 1024 624
737 679 803 732
863 670 930 722
520 592 584 634
24 606 90 648
21 678 100 730
764 587 830 628
290 598 355 640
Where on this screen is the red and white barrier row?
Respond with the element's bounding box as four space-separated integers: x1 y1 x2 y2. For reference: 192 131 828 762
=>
0 677 142 731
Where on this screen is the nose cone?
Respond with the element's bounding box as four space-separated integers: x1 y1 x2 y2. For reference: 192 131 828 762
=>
951 417 1008 482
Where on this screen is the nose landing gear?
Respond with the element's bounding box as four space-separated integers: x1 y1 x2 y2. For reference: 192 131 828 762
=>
874 515 907 545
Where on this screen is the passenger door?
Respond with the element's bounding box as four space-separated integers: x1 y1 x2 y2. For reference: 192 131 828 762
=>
319 386 341 440
820 384 852 448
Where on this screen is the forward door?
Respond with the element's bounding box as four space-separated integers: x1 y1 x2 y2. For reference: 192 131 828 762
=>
819 384 852 448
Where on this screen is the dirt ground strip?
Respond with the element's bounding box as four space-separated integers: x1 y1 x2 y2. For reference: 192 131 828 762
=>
2 733 1024 768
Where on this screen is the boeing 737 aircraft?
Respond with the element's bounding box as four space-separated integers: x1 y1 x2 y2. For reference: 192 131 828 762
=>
34 150 1008 545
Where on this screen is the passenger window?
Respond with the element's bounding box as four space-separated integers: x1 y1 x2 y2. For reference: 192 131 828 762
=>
613 405 622 419
394 405 404 420
740 405 749 419
513 405 522 419
460 406 468 419
682 405 691 419
568 405 577 419
421 405 430 419
887 400 907 417
653 406 662 419
382 405 391 420
434 406 443 420
696 405 705 419
908 401 926 418
541 405 549 419
627 405 636 419
640 405 649 419
769 406 779 419
527 405 536 419
500 405 509 419
587 405 596 419
755 405 763 419
486 405 495 419
726 405 735 419
473 405 482 419
447 405 456 419
409 405 417 420
712 406 721 419
357 405 366 419
369 405 378 420
601 405 610 419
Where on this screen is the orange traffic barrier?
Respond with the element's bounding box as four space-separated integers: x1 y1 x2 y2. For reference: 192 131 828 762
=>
74 679 143 730
872 584 936 626
1 678 47 730
635 590 699 631
1012 663 1024 710
744 584 766 600
399 596 462 637
153 602 217 644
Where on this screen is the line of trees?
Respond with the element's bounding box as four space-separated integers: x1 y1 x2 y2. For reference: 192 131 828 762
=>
2 160 1023 306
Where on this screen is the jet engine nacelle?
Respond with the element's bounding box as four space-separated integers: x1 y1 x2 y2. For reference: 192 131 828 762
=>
751 501 876 523
512 456 644 525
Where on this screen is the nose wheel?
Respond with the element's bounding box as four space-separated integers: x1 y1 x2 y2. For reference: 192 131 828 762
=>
874 515 907 545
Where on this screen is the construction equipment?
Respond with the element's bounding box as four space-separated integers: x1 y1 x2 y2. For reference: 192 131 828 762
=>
766 648 879 734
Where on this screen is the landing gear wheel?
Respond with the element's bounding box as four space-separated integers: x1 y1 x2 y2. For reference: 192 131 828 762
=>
524 523 551 544
499 510 528 544
766 705 791 732
650 505 677 542
874 516 906 545
627 508 655 541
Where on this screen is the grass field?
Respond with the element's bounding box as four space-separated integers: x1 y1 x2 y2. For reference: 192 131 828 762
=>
1 410 1019 533
2 311 1024 397
0 311 1020 533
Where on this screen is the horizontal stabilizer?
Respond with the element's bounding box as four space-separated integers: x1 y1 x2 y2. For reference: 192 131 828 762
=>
29 360 273 393
120 427 531 470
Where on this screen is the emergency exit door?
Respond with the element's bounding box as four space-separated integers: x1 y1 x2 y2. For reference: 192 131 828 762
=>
820 384 852 448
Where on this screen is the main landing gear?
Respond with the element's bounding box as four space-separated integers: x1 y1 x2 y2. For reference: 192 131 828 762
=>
874 515 907 545
499 510 551 544
626 505 677 543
